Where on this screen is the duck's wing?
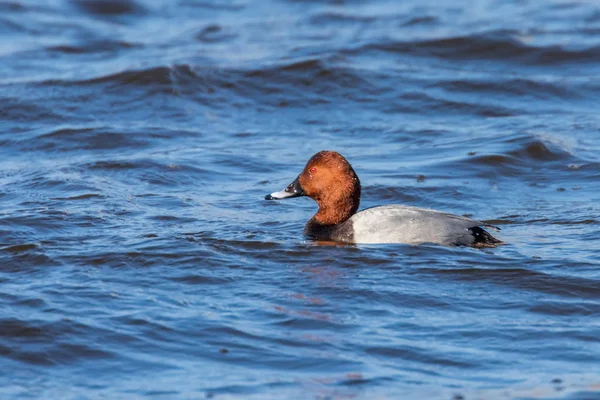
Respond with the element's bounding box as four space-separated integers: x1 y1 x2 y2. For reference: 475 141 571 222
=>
343 205 501 247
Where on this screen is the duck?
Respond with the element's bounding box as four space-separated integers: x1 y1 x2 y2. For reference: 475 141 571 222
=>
265 150 503 247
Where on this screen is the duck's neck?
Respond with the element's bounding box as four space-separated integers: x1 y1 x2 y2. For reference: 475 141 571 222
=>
312 188 360 226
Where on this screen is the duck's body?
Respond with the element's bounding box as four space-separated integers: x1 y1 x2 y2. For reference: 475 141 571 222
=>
304 204 501 247
266 151 503 248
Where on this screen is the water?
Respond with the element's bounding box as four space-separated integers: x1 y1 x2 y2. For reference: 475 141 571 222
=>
1 0 600 399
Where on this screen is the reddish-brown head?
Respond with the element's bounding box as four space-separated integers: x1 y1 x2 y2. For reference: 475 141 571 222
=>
265 151 361 225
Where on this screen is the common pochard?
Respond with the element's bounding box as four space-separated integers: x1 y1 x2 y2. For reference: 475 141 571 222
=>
265 151 503 247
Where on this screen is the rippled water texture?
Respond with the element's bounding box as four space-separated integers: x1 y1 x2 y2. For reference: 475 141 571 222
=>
1 0 600 399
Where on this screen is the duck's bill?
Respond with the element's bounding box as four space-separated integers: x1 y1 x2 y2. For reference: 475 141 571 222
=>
265 176 305 200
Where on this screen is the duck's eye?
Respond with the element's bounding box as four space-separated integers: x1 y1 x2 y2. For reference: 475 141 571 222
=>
309 167 317 174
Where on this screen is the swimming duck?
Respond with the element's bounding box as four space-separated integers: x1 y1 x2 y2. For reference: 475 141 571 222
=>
265 151 503 247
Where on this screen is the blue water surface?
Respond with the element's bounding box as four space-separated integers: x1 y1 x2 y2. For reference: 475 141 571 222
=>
1 0 599 399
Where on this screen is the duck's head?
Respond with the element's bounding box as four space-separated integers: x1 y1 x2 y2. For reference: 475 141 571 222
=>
265 151 361 225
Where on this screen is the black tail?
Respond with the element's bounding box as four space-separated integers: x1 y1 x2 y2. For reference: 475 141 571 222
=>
469 226 504 248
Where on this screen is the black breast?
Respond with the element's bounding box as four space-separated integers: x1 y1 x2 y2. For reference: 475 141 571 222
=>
304 218 355 243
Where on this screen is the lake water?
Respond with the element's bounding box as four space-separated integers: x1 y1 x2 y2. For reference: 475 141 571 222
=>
1 0 599 399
